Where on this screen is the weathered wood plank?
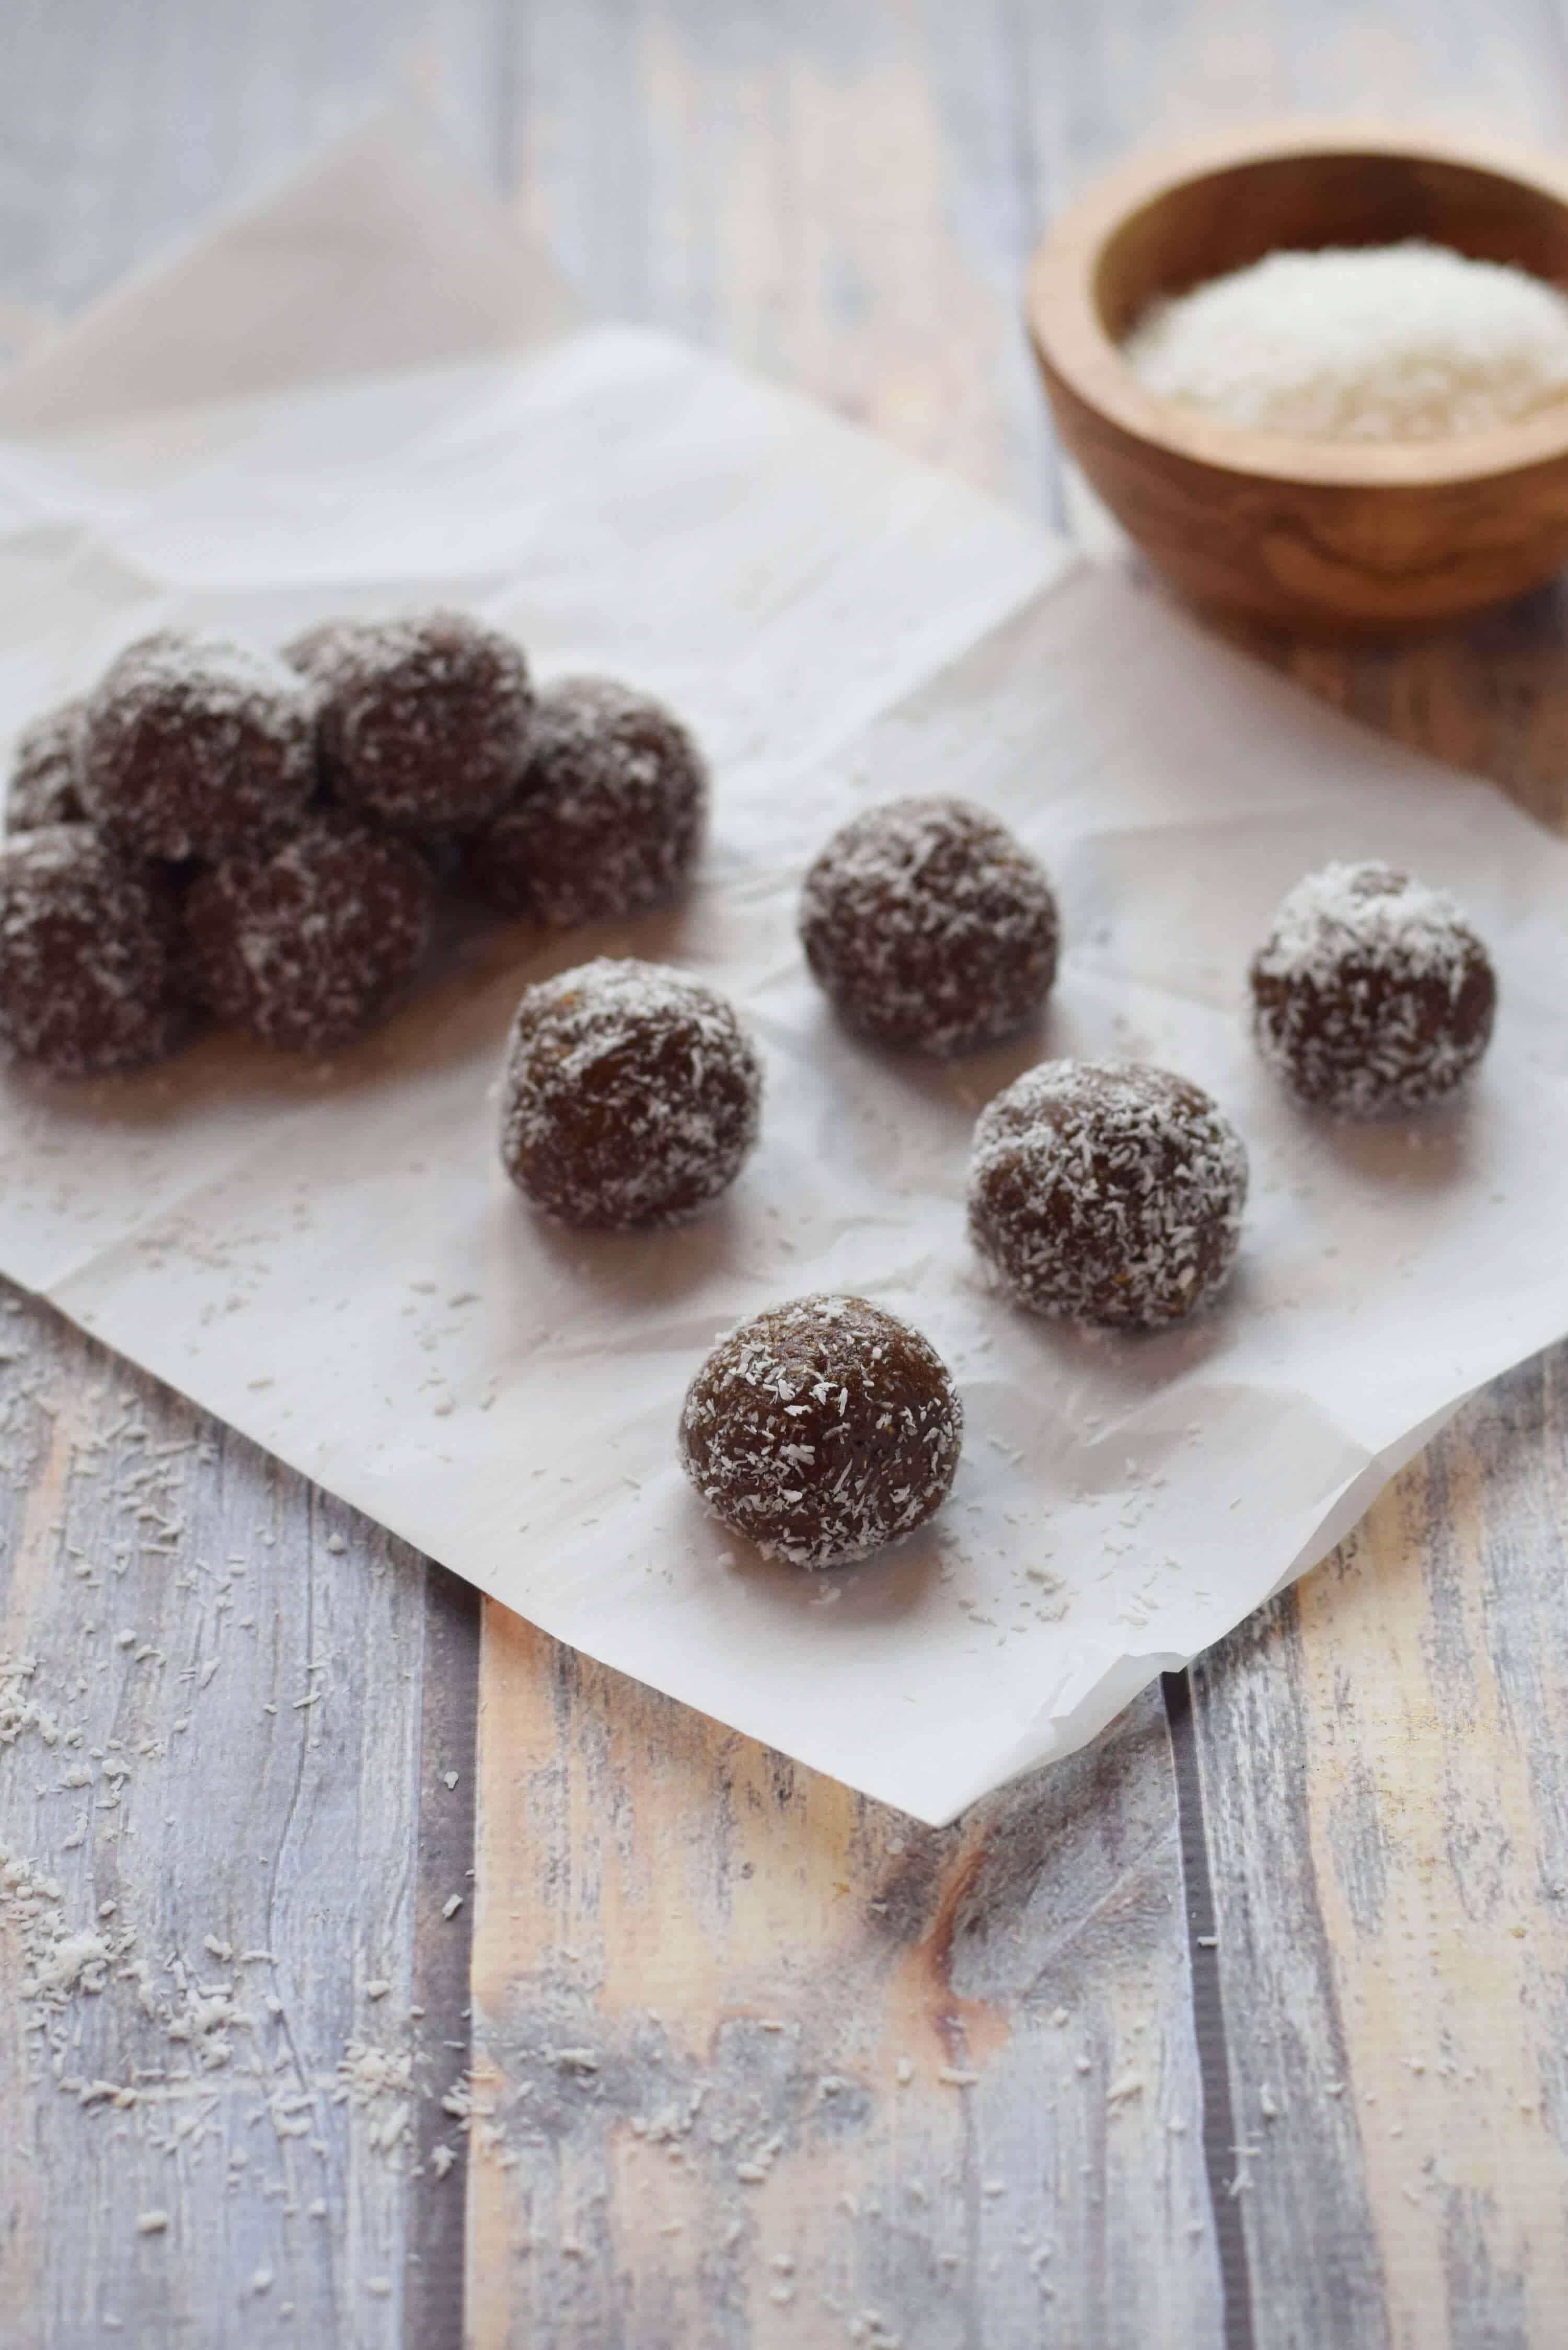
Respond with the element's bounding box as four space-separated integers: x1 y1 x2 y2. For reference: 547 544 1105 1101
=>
406 1571 483 2350
1193 1344 1568 2349
466 1614 1219 2349
13 4 1568 2346
1002 6 1568 2341
1166 21 1568 2333
1195 557 1568 2350
0 1292 477 2347
502 0 1059 512
0 7 504 2344
0 0 443 319
459 8 1220 2341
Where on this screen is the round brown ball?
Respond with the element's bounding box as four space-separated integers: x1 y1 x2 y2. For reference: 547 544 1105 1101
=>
968 1059 1248 1328
279 618 358 688
799 796 1059 1058
1249 861 1496 1118
462 676 706 925
0 824 188 1075
81 632 316 864
678 1294 963 1569
288 610 532 831
499 957 760 1229
182 817 434 1054
6 698 88 835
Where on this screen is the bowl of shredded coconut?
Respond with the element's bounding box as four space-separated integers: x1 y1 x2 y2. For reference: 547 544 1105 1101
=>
1025 120 1568 629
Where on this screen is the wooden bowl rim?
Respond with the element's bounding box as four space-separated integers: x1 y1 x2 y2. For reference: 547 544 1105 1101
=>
1025 117 1568 489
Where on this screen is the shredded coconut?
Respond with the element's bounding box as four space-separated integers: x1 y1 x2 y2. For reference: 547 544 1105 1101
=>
82 631 315 863
1124 240 1568 441
1249 861 1496 1116
183 816 433 1055
799 796 1058 1057
968 1060 1248 1327
679 1293 962 1569
4 697 87 834
288 609 533 832
0 825 187 1075
465 675 706 925
500 957 763 1230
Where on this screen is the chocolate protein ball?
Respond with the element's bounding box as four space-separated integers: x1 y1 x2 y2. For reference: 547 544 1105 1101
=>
678 1294 963 1569
5 698 88 835
279 618 358 689
0 824 187 1075
969 1059 1248 1328
1249 861 1496 1117
798 796 1059 1057
287 610 532 832
463 676 706 925
82 632 316 865
182 817 434 1055
499 957 760 1229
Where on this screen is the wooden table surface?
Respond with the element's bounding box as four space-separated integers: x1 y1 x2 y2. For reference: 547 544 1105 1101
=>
4 5 1568 2345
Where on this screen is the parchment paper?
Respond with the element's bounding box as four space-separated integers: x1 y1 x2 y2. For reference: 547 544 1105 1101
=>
4 121 1568 1824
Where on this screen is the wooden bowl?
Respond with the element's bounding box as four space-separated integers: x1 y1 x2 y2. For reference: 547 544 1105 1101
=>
1025 121 1568 632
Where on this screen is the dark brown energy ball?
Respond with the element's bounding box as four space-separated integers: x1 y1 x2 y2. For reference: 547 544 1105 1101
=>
499 957 760 1229
290 610 532 831
278 618 358 687
182 817 434 1055
463 676 706 925
0 824 187 1075
1249 861 1497 1118
969 1059 1248 1328
6 698 88 834
799 796 1059 1058
678 1294 963 1570
82 632 316 865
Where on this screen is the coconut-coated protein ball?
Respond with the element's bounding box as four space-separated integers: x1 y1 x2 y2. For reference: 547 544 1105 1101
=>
289 610 532 832
81 632 317 865
968 1059 1248 1328
462 676 706 925
1249 861 1496 1117
798 796 1059 1057
5 698 88 835
678 1293 963 1569
182 817 434 1055
499 957 760 1229
278 618 358 689
0 824 188 1075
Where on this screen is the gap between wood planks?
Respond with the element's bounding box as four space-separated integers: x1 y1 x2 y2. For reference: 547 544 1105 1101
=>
1165 1669 1256 2350
405 1564 482 2350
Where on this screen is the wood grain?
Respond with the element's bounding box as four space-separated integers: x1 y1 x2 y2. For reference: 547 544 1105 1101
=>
466 1614 1219 2350
0 0 433 318
0 11 495 2347
474 5 1568 2346
1068 26 1568 2350
0 1289 478 2348
6 1 1568 2343
452 7 1227 2343
1192 496 1568 2346
499 0 1060 514
1192 1343 1568 2349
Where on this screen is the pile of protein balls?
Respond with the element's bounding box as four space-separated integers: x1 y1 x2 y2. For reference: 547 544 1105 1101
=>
0 612 705 1067
499 798 1496 1572
1 635 1498 1578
